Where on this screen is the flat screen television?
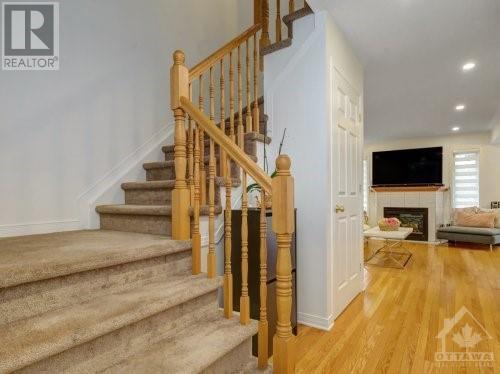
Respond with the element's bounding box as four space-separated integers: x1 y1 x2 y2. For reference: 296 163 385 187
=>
372 147 443 186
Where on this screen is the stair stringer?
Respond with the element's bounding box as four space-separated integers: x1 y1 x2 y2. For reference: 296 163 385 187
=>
78 124 173 230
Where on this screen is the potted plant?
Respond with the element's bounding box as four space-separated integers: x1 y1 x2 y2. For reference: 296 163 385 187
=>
247 128 287 208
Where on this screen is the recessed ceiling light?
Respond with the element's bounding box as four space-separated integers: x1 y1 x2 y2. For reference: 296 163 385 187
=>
462 62 476 71
455 104 466 111
452 126 461 132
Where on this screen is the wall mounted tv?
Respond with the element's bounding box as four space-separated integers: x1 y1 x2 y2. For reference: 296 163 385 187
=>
372 147 443 186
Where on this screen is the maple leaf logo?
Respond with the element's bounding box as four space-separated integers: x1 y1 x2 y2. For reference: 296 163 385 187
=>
452 323 483 348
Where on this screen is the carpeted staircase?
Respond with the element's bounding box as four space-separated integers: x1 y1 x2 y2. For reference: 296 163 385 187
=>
0 5 313 371
95 99 267 237
0 102 270 374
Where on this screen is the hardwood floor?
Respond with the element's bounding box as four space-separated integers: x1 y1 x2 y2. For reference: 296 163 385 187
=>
295 241 500 373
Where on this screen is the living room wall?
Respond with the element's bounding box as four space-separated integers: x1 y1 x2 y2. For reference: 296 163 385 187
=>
364 131 500 222
0 0 252 236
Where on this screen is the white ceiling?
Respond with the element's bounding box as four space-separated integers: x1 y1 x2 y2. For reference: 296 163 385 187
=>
325 0 500 143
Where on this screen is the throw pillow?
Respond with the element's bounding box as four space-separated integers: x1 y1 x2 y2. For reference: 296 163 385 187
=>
452 207 478 224
456 211 496 229
478 208 500 229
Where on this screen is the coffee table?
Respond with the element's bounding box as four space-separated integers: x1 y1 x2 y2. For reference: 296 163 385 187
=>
363 227 413 269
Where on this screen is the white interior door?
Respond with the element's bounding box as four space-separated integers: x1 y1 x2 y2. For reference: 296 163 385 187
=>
332 69 363 319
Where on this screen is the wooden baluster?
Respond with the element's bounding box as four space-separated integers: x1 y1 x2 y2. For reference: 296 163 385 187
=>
229 51 235 143
208 67 216 278
170 50 190 240
240 169 250 325
272 155 296 374
276 0 282 42
199 75 207 206
245 39 253 134
237 45 244 148
188 84 194 207
223 136 233 318
253 35 260 134
258 189 269 368
220 58 227 178
224 51 235 318
260 0 270 50
289 0 295 13
192 107 201 275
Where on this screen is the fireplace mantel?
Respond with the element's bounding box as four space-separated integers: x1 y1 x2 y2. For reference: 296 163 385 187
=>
371 186 449 193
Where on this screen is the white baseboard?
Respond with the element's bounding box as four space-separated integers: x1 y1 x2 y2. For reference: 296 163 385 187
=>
77 124 173 229
0 219 81 238
298 312 334 331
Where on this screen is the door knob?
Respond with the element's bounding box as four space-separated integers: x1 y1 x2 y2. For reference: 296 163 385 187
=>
335 204 345 213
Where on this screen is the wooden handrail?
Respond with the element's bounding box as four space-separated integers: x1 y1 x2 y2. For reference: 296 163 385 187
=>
180 96 272 193
189 24 262 81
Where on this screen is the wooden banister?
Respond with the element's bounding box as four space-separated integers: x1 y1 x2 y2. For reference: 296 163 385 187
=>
189 24 262 81
179 97 272 193
173 4 300 363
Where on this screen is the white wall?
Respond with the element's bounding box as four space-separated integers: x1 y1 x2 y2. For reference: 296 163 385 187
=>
364 132 500 223
0 0 252 236
264 11 363 330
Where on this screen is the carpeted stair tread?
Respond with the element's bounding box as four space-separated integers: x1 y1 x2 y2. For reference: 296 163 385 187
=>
238 358 273 373
96 204 172 216
244 132 272 144
101 315 258 374
283 4 314 25
190 205 223 216
261 38 292 55
121 180 175 190
162 132 270 156
0 275 221 373
143 160 174 170
261 5 313 56
0 230 189 289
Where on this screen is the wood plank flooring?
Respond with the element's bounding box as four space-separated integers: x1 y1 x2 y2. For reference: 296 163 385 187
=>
295 241 500 373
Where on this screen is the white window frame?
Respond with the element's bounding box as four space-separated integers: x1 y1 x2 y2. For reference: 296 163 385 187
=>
452 149 480 209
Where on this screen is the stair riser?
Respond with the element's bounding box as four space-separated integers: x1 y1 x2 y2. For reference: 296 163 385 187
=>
0 251 191 325
203 338 253 374
148 160 239 182
99 214 171 236
146 167 175 181
124 189 172 205
17 291 219 374
163 128 266 161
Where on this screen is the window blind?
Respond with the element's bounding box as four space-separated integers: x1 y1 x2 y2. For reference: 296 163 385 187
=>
453 151 480 208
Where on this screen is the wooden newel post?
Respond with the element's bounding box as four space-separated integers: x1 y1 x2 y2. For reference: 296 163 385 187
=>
260 0 270 50
272 155 296 374
254 0 262 24
170 50 190 240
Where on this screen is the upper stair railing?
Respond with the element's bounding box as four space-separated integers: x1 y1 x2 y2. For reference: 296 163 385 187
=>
169 2 303 373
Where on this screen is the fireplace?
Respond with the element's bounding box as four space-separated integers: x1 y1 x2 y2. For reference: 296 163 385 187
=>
384 207 429 241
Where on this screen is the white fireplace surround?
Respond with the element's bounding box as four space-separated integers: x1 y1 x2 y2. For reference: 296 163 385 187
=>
368 190 446 243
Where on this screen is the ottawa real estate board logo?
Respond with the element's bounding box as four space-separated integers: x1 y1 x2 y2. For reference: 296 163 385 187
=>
2 2 59 70
435 306 494 368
